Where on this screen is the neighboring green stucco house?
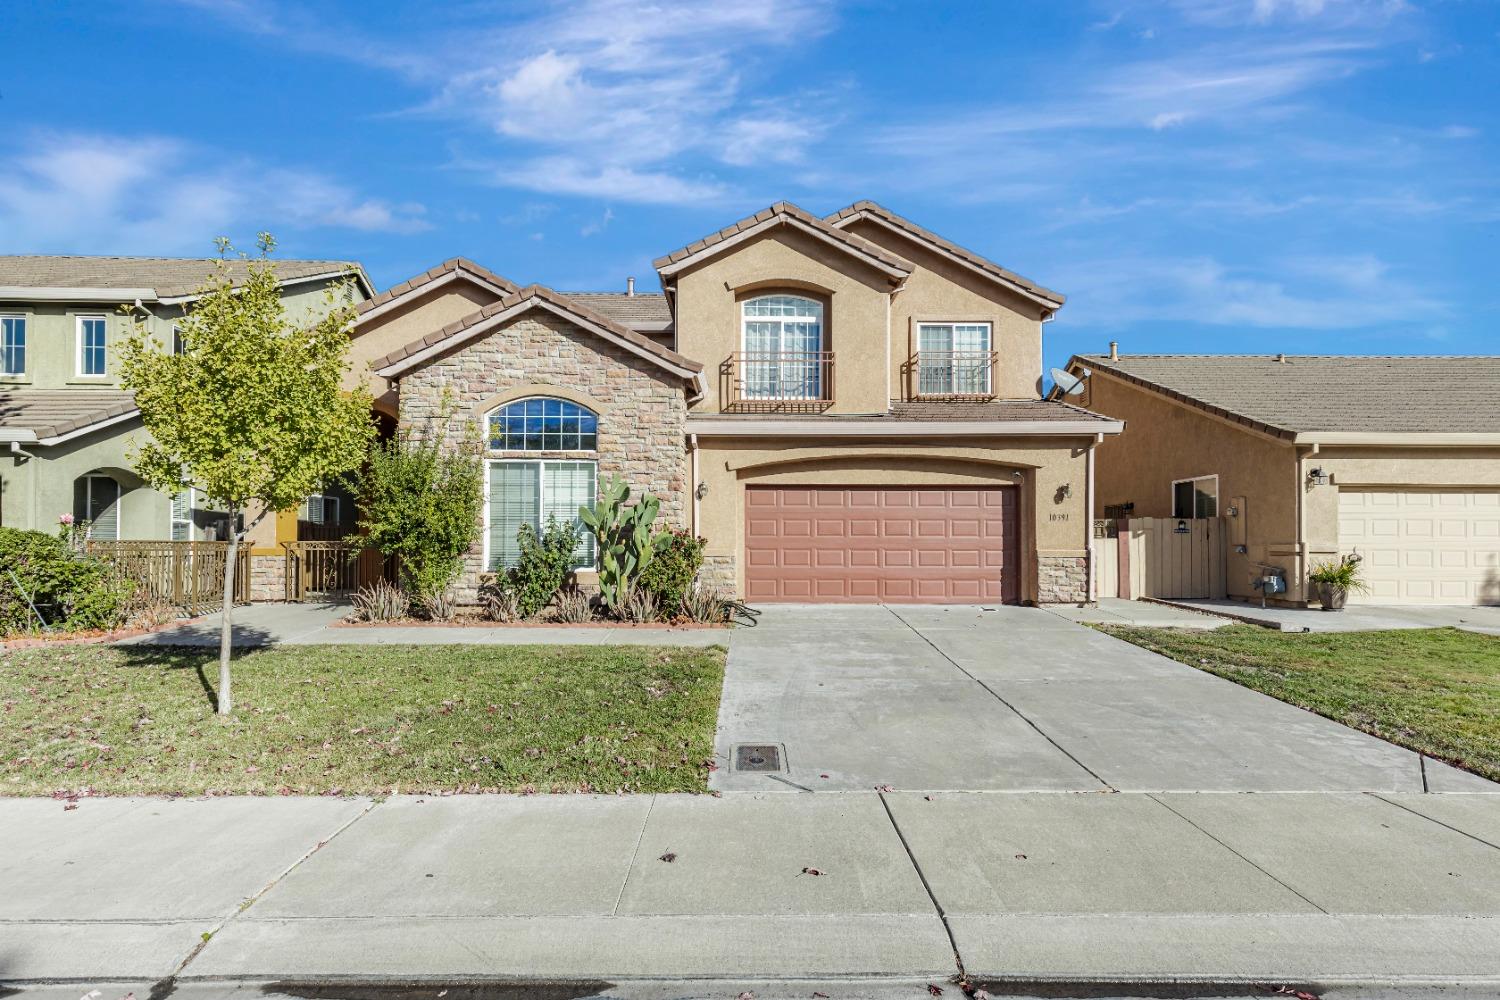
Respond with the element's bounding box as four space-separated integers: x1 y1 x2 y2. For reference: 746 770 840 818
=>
0 256 371 542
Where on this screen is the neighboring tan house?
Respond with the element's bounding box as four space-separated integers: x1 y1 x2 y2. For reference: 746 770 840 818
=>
1057 351 1500 607
0 256 371 571
351 201 1122 605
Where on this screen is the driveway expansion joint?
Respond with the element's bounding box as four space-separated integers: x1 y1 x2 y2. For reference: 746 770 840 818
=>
877 791 966 978
610 793 657 916
1370 792 1500 852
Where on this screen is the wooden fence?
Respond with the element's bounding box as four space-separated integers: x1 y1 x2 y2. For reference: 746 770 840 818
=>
86 541 252 615
282 541 390 602
1098 517 1227 601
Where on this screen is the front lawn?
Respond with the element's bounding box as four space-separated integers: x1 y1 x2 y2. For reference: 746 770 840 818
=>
0 643 726 796
1101 625 1500 782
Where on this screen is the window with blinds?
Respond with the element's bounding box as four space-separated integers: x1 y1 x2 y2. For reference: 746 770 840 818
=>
487 460 597 570
171 490 192 541
74 475 121 541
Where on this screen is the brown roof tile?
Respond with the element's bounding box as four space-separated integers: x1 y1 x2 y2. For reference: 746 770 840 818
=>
557 291 672 327
372 285 701 377
0 255 367 299
825 201 1065 307
0 390 139 440
355 257 518 317
1077 354 1500 435
652 201 913 276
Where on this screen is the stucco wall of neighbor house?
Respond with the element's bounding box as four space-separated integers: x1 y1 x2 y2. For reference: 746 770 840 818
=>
691 437 1093 604
1083 372 1299 600
837 218 1048 401
1304 447 1500 556
347 281 504 401
672 228 894 415
396 310 688 602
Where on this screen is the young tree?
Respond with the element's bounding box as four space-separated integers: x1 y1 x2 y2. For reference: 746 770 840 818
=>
121 234 374 715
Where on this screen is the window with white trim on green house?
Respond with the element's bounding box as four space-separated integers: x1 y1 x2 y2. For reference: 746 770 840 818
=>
76 315 108 377
1 315 25 375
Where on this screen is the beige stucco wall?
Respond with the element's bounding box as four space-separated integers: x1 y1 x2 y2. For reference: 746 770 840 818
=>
1084 373 1299 599
838 219 1047 400
692 436 1094 603
672 228 895 414
347 280 504 403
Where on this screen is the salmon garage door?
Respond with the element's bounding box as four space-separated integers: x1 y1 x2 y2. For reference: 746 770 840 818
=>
745 485 1019 604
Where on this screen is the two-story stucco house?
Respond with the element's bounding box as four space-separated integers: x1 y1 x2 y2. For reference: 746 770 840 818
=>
0 256 370 555
350 201 1122 605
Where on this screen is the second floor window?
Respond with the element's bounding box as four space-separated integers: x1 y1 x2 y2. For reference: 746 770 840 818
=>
1 316 24 375
918 322 992 396
742 294 823 399
77 316 107 377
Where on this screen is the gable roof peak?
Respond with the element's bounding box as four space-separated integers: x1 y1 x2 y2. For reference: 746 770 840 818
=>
653 201 913 280
355 256 518 320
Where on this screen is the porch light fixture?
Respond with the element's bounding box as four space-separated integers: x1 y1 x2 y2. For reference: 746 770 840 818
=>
695 481 709 500
1306 467 1329 487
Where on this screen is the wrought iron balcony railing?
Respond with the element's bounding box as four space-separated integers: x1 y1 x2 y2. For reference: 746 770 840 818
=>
721 351 835 412
909 350 997 400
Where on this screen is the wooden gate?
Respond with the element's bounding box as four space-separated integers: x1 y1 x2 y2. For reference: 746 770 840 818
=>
282 542 390 601
1107 517 1227 600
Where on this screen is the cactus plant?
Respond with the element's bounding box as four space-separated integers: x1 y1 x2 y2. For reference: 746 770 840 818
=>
579 476 672 616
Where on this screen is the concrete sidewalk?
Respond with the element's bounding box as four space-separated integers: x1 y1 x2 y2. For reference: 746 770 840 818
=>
1164 598 1500 634
5 791 1500 991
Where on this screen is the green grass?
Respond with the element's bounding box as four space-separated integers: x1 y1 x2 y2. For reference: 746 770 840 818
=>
0 643 726 796
1101 624 1500 782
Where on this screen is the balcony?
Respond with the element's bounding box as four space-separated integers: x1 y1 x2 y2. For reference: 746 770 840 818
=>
905 350 997 401
720 352 836 412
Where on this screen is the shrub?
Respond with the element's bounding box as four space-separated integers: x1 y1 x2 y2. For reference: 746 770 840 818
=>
0 527 135 636
638 529 705 619
578 476 671 616
423 588 458 622
504 517 583 619
682 585 731 624
350 580 409 623
621 588 659 624
1309 554 1368 593
480 581 521 623
352 416 483 614
554 587 594 623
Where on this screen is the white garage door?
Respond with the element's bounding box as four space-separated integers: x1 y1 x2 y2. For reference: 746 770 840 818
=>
1338 489 1500 605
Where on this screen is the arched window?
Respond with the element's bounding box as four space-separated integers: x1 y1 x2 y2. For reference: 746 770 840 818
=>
488 397 598 452
742 294 824 399
484 397 599 570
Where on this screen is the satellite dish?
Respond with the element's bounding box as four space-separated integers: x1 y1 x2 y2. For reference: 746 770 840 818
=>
1050 367 1089 396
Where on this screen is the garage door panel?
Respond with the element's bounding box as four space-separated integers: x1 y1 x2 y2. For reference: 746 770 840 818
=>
746 485 1019 604
1340 488 1500 606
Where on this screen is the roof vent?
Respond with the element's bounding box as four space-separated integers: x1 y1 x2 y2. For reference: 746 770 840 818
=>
1109 341 1119 362
1276 353 1287 364
626 276 635 296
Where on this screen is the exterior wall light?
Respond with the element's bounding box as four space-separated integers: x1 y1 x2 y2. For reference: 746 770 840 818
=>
1306 467 1330 487
695 481 709 500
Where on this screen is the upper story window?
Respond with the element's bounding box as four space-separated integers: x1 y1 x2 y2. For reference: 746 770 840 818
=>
488 397 598 452
917 322 992 397
76 315 108 377
742 294 824 400
1 315 24 376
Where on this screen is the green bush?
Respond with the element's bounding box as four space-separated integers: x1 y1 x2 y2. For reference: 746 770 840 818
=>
639 529 705 620
500 517 583 619
0 528 135 636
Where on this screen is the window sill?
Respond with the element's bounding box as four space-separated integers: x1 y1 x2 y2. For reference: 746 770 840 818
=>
0 375 32 384
66 377 115 386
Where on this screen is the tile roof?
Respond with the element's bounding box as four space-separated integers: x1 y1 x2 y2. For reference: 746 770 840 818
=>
652 202 913 277
1078 354 1500 436
0 255 366 299
688 399 1117 424
0 390 138 440
825 201 1065 307
355 257 517 317
558 291 672 327
372 284 701 377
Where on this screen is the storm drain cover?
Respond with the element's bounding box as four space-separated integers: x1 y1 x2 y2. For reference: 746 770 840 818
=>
734 744 784 772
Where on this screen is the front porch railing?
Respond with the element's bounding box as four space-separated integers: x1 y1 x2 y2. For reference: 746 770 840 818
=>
86 541 251 615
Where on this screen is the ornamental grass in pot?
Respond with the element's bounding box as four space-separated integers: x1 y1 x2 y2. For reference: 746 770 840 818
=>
1308 554 1367 611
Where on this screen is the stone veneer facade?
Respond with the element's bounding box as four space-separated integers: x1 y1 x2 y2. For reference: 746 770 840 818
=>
1037 553 1088 605
397 312 689 602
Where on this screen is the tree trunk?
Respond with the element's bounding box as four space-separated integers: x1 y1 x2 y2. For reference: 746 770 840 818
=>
218 506 239 716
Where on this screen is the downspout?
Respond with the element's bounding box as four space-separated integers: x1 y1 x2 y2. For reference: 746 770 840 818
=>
1086 433 1100 604
688 433 700 535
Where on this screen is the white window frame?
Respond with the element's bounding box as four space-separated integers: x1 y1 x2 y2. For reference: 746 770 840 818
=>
916 321 993 395
1 314 26 376
740 294 825 400
303 492 341 526
75 314 108 378
171 488 195 541
1171 474 1220 519
482 458 599 572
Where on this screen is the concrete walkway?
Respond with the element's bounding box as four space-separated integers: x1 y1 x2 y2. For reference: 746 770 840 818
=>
1046 596 1230 629
121 601 728 647
1166 598 1500 634
4 791 1500 992
712 604 1499 793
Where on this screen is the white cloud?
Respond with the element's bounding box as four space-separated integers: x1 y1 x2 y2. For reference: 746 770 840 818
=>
0 132 429 254
496 157 729 205
580 207 614 237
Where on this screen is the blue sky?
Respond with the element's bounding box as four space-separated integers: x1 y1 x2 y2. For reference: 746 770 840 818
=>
2 0 1495 373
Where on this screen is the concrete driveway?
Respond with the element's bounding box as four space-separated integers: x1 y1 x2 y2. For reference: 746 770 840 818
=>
711 604 1499 793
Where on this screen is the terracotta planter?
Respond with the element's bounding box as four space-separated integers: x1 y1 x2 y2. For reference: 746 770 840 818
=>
1316 582 1348 611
